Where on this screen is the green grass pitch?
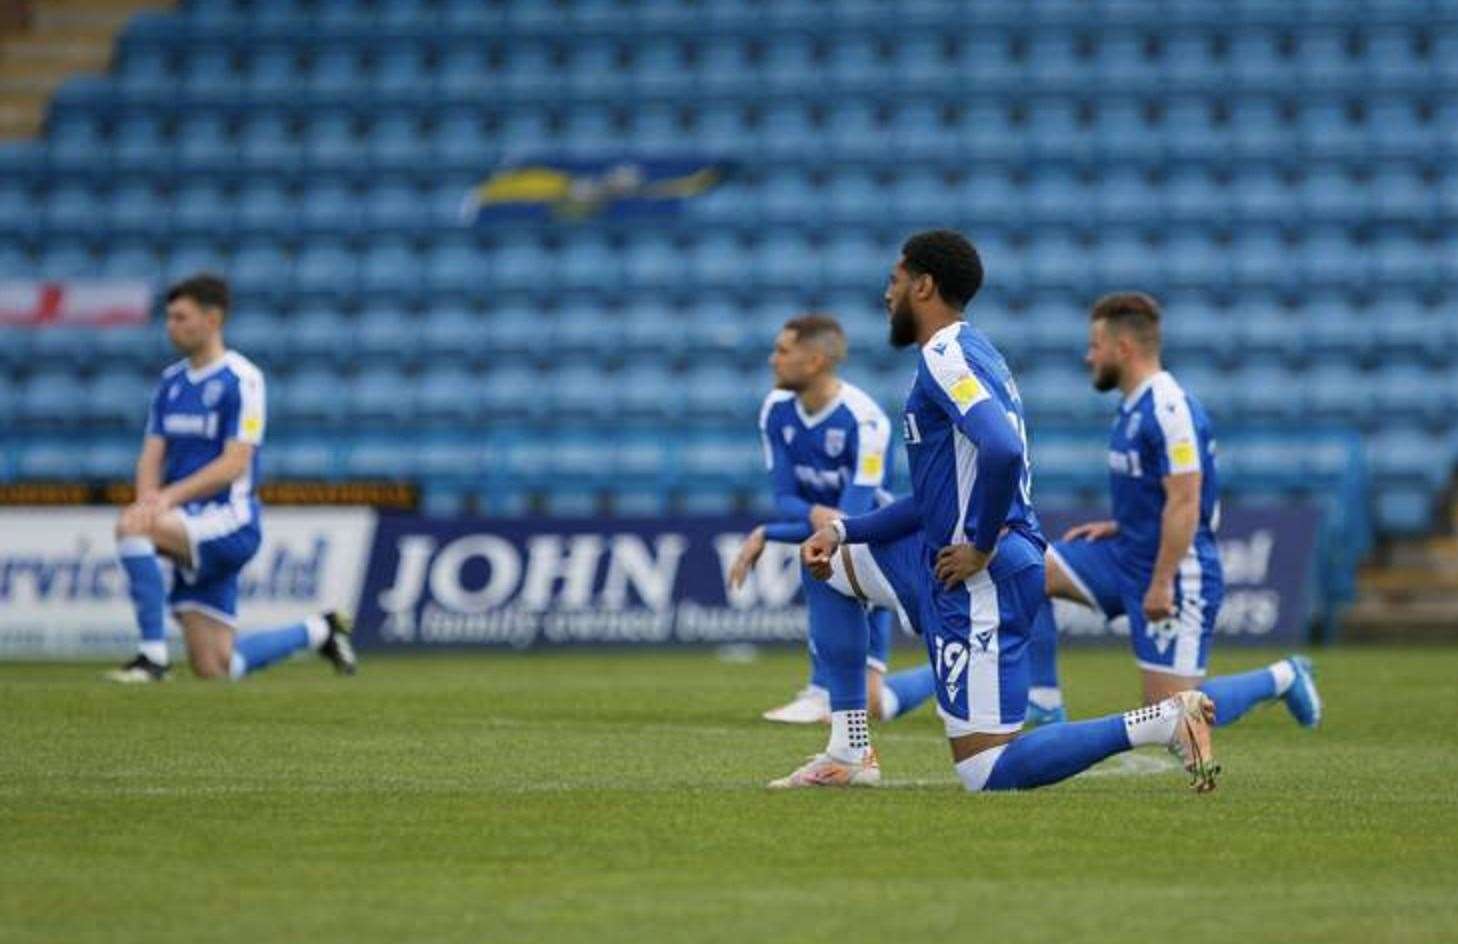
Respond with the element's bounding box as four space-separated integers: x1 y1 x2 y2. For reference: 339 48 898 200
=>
2 645 1456 943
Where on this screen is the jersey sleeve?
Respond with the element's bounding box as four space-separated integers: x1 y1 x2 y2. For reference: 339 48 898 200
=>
1148 390 1201 478
919 347 1024 552
850 411 891 488
144 381 165 437
225 368 267 445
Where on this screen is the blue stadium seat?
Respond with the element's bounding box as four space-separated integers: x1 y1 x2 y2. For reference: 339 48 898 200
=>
482 364 547 420
355 308 424 364
17 439 85 478
418 367 484 425
348 369 417 426
244 44 301 99
269 438 338 479
421 308 487 364
293 242 358 295
19 371 84 426
87 373 152 427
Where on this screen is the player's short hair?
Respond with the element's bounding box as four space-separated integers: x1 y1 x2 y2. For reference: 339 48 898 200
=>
901 229 984 311
165 273 230 319
1090 291 1162 351
782 313 847 365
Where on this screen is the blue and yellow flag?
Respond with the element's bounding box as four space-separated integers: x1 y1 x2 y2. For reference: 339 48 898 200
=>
462 156 731 223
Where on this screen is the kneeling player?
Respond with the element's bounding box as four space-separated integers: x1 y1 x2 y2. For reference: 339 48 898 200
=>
1029 293 1320 730
792 230 1221 794
106 275 355 683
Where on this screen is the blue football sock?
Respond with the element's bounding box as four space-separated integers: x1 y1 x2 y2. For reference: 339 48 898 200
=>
118 536 168 664
803 567 868 712
882 664 937 720
229 621 313 680
1200 666 1279 727
1028 598 1061 690
978 715 1131 791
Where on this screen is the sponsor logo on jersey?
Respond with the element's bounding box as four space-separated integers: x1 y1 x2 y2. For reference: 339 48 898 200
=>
948 374 987 411
162 412 218 438
781 425 795 445
1169 440 1198 468
902 413 922 445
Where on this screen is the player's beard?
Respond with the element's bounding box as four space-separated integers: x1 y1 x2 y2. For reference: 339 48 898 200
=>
888 297 918 349
1092 362 1121 392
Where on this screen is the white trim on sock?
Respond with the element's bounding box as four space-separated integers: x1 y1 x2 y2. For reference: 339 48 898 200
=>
880 687 901 722
827 709 870 763
1269 660 1296 696
229 651 247 681
139 641 168 666
954 744 1008 793
1029 686 1064 710
304 615 330 650
117 536 156 558
1123 699 1180 748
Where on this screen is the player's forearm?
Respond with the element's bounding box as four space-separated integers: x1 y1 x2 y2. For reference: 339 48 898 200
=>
965 416 1023 553
840 496 920 544
134 438 163 498
1151 495 1199 588
134 458 161 498
160 454 248 506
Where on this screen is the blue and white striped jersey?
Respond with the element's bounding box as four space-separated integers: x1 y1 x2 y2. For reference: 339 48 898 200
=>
146 350 266 520
900 321 1043 578
1108 370 1221 581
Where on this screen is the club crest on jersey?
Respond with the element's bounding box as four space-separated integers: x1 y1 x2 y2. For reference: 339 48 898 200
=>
823 428 846 458
781 425 795 445
201 380 224 408
168 384 180 401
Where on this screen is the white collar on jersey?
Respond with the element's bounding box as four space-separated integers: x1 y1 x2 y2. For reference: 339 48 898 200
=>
185 351 230 383
1121 370 1166 411
794 382 844 428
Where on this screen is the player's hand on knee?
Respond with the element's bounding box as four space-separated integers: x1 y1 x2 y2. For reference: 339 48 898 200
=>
1062 519 1118 542
1142 580 1175 621
935 544 990 589
801 527 840 580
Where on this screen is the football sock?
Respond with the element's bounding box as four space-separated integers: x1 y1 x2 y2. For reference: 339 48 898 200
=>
959 716 1130 792
827 709 870 764
881 665 937 720
1199 664 1286 727
957 698 1193 792
804 572 869 713
118 535 168 665
228 616 327 680
1028 598 1062 692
